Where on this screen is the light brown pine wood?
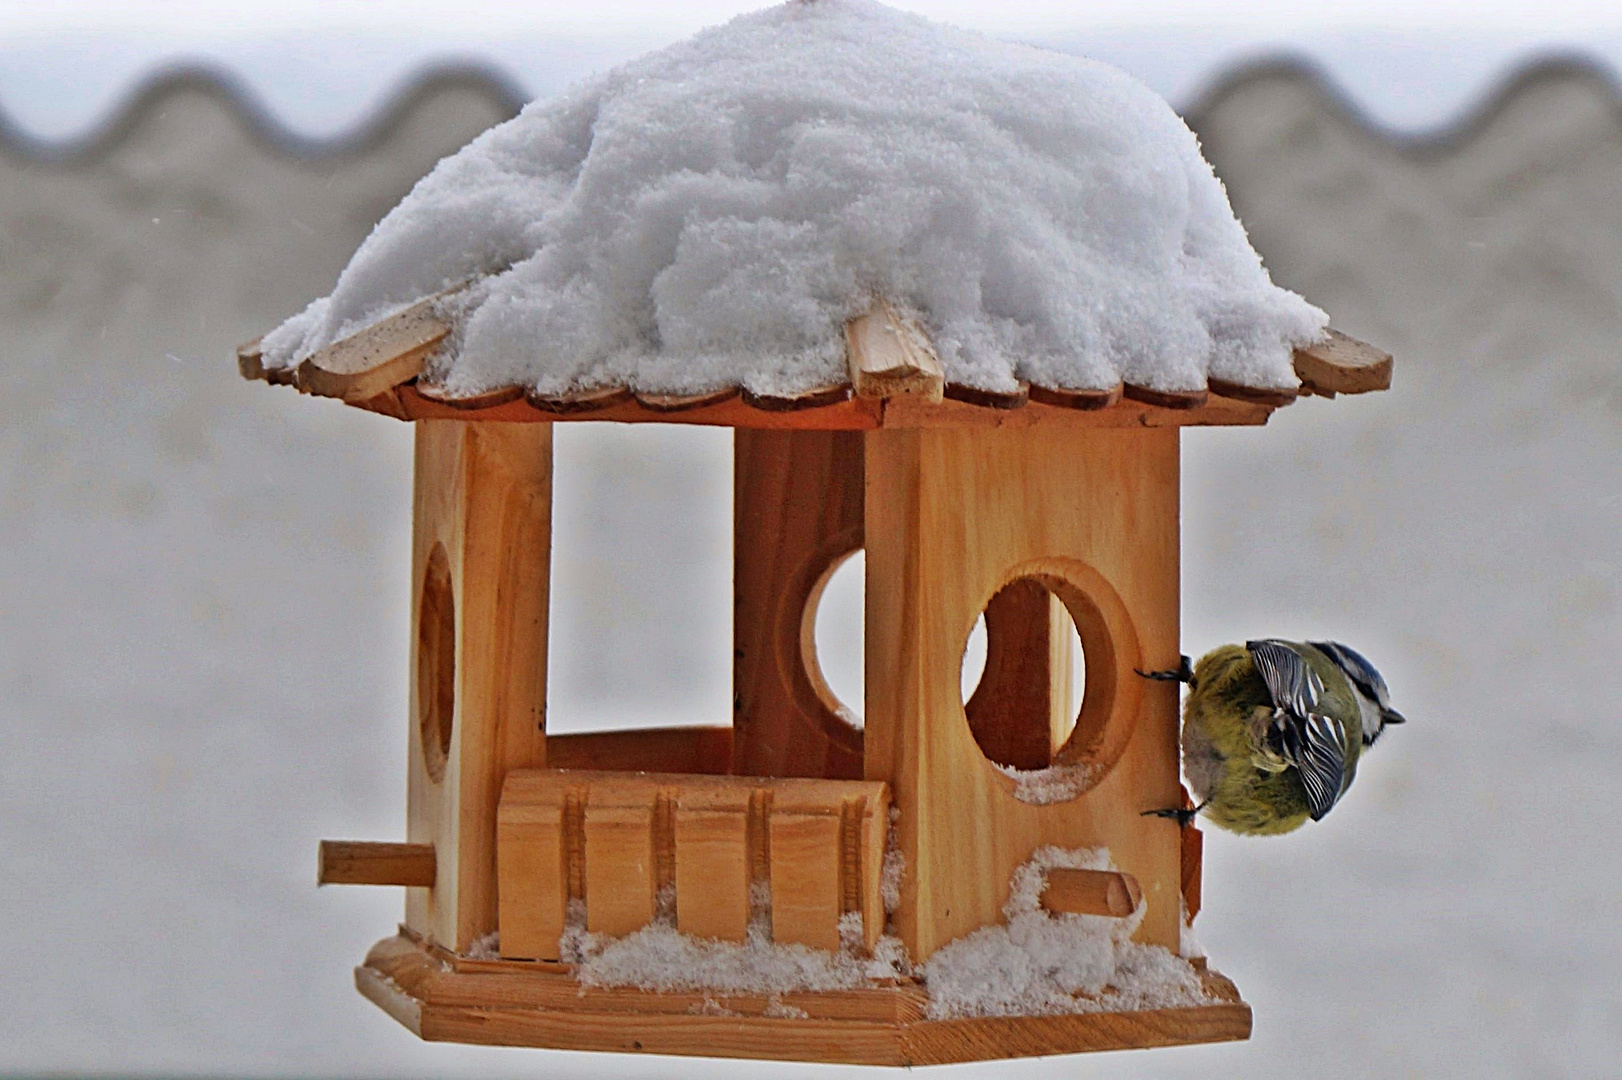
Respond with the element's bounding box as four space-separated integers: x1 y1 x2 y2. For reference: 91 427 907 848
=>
318 841 437 887
495 770 889 960
863 424 1184 961
355 933 1251 1064
297 292 454 402
406 421 552 952
732 429 865 780
495 788 570 961
846 299 945 403
1293 329 1393 395
583 803 659 936
673 785 753 942
1040 868 1142 918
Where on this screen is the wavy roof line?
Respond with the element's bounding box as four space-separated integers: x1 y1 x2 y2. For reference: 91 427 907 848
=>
0 62 527 165
1183 53 1622 156
2 54 1619 166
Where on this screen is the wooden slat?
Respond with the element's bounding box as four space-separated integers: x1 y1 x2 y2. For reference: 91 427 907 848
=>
943 381 1028 410
633 387 741 412
1121 383 1208 410
742 382 855 412
318 841 437 887
1040 868 1142 918
768 811 845 951
495 793 569 961
1207 377 1297 407
524 386 636 414
296 292 455 402
583 802 659 937
673 786 753 942
1026 383 1122 411
1293 329 1393 396
357 933 1251 1064
544 726 734 775
845 299 944 403
414 382 527 410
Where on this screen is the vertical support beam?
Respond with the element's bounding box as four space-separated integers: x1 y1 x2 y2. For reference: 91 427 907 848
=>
864 425 1183 962
733 429 865 779
407 420 552 952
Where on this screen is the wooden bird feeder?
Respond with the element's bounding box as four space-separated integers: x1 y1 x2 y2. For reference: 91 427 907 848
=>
240 293 1390 1064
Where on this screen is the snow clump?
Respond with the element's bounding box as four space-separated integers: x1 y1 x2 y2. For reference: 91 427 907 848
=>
921 846 1212 1019
260 0 1326 398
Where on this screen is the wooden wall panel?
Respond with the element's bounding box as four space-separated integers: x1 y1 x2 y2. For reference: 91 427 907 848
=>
733 429 865 779
406 420 552 951
864 425 1183 961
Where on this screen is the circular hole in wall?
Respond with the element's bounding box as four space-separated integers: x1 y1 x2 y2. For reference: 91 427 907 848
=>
417 542 456 783
961 577 1088 772
805 554 1033 730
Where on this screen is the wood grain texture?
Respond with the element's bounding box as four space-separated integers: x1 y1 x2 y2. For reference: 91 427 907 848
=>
864 424 1185 961
496 771 888 959
296 292 453 402
732 429 865 780
963 579 1076 771
1040 868 1142 918
1121 384 1209 410
356 933 1250 1063
544 726 734 775
846 299 945 403
406 421 552 952
318 841 437 887
1207 377 1298 407
1293 328 1394 395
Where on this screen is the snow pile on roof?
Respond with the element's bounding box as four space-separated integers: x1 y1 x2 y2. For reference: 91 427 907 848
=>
259 0 1325 397
920 846 1211 1019
561 894 910 995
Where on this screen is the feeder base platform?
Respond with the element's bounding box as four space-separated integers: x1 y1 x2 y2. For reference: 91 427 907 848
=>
356 932 1251 1065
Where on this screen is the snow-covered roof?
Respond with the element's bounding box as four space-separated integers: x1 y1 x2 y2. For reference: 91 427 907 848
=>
243 0 1390 422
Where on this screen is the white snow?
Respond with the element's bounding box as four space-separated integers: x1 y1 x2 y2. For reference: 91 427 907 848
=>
257 0 1324 398
995 760 1098 805
920 846 1211 1019
559 892 910 994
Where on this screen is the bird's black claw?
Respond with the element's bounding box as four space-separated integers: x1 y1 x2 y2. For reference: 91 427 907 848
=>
1141 804 1203 827
1135 655 1195 685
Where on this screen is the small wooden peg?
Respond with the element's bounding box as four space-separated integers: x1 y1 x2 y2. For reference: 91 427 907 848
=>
1040 868 1143 918
318 841 437 887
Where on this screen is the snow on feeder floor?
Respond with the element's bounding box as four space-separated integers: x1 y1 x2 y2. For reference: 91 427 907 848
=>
242 0 1395 1067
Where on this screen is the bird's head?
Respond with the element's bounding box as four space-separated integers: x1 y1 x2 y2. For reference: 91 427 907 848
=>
1312 640 1405 745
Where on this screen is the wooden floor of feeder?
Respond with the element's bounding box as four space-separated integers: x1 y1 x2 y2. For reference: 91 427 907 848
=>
356 933 1252 1065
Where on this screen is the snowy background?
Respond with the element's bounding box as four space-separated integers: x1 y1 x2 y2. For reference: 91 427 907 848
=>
2 3 1620 1077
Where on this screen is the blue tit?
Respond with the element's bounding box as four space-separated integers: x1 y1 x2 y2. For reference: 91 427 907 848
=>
1138 640 1406 836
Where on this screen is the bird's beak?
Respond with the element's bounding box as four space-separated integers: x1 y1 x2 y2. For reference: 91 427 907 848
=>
1382 709 1406 726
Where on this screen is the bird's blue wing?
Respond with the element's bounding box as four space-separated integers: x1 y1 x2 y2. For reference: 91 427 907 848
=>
1246 639 1347 821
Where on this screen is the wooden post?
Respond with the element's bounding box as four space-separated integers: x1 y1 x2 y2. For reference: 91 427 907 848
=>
732 429 865 779
863 425 1184 961
407 420 552 952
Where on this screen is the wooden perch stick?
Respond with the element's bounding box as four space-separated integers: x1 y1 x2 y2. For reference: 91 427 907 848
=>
1293 329 1393 396
845 298 944 403
1040 868 1143 918
318 841 437 887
